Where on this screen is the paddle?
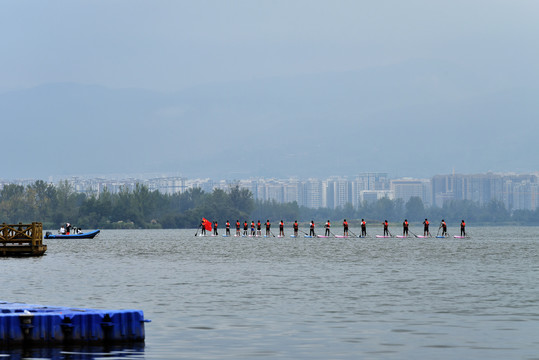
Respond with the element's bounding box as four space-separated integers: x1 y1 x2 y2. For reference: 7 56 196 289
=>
349 230 359 238
301 229 315 237
194 225 201 237
269 230 276 238
409 230 418 238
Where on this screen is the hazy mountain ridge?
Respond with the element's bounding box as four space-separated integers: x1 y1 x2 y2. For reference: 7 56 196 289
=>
1 59 536 179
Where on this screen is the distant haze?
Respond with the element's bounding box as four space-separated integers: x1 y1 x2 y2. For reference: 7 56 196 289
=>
1 1 538 180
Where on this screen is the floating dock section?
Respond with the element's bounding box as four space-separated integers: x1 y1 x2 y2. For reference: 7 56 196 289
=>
0 301 149 346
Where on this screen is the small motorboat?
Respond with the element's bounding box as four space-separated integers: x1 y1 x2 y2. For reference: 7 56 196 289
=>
45 229 100 239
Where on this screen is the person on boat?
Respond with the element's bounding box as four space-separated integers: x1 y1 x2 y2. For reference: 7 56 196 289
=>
383 220 389 236
257 220 262 236
213 221 218 236
293 220 299 237
265 220 271 237
200 219 206 236
243 221 248 236
309 221 315 236
226 220 230 236
236 220 241 236
440 219 448 236
460 220 466 236
402 219 409 237
60 226 66 235
279 220 285 237
342 219 349 236
77 227 83 234
251 221 256 236
66 223 72 235
423 218 430 236
361 219 367 237
325 220 331 236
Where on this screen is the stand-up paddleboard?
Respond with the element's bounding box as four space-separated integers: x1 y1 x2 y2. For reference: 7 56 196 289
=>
453 235 469 239
222 234 230 237
334 235 349 238
436 235 449 238
290 235 297 238
395 235 411 238
317 235 331 238
304 235 315 238
375 235 392 238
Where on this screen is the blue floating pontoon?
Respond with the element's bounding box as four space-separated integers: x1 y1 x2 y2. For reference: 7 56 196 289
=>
0 301 149 345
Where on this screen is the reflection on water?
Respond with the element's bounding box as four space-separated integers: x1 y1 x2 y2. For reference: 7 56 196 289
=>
0 344 144 359
1 227 538 359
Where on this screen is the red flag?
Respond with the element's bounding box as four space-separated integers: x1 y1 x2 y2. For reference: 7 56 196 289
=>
203 218 212 231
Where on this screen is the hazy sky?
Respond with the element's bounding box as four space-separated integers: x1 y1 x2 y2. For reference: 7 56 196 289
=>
3 0 537 92
1 1 538 180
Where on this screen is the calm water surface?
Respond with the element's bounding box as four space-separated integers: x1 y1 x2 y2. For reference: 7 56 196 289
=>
1 226 538 359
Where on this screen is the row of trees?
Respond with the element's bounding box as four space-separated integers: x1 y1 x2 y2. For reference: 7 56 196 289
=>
1 180 538 229
0 181 253 229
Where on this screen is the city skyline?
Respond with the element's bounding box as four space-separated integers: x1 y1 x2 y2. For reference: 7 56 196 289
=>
2 170 538 212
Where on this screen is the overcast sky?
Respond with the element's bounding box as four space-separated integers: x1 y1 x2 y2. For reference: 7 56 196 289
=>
1 1 538 180
2 0 537 92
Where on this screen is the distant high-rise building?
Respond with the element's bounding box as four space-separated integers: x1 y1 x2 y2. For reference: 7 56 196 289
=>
390 178 431 205
303 178 322 208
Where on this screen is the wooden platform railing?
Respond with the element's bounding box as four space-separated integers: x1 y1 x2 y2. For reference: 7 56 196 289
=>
0 222 47 256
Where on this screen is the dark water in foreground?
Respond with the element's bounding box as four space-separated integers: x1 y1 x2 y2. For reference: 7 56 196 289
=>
1 227 538 359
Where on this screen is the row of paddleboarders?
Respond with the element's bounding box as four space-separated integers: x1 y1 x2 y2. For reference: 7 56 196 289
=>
199 219 467 238
395 219 466 237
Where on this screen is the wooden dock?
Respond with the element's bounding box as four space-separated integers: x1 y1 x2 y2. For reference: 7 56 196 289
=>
0 222 47 256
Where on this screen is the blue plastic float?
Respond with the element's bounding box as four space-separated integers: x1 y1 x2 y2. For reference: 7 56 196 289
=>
0 301 149 345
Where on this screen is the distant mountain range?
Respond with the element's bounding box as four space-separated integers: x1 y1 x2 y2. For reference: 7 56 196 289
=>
1 59 537 180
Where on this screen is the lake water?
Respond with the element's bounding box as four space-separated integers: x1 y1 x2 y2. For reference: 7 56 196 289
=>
1 226 538 359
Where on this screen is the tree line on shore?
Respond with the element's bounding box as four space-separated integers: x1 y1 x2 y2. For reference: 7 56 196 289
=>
1 180 538 230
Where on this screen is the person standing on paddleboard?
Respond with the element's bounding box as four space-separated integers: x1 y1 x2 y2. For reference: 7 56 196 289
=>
279 220 285 236
361 219 367 237
236 220 241 236
201 219 206 236
226 220 230 236
423 218 430 236
213 221 218 236
461 220 466 236
343 219 349 236
325 220 331 236
265 220 271 237
383 220 389 236
440 219 448 236
293 220 299 237
251 221 256 236
402 219 409 237
309 221 315 236
243 221 248 236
